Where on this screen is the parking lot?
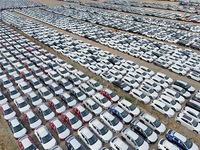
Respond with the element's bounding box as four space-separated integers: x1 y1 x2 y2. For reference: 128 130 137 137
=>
0 0 200 150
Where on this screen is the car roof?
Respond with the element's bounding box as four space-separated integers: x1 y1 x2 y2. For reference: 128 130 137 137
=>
52 118 62 127
36 126 48 136
38 103 48 110
142 113 156 122
114 105 124 113
20 136 32 148
15 96 25 103
153 100 165 107
85 98 95 105
69 136 81 149
76 105 85 112
173 132 187 142
113 137 129 149
10 117 19 127
65 111 74 119
91 119 104 129
136 121 147 130
2 103 10 109
125 129 138 140
120 99 131 106
51 98 59 104
79 127 93 138
102 111 114 120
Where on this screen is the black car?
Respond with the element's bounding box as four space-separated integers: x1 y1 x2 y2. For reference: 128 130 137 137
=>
186 99 200 112
107 58 120 65
174 80 195 93
112 81 131 92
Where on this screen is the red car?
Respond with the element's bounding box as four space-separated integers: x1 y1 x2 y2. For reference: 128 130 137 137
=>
49 117 70 140
61 111 82 131
72 105 93 123
48 98 66 114
18 135 38 150
99 89 119 103
20 70 34 81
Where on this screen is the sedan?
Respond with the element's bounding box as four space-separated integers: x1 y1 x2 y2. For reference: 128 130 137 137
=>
37 103 55 121
1 103 16 120
112 80 131 92
72 105 93 123
38 87 53 101
65 135 86 150
18 135 38 150
92 93 112 109
48 98 66 114
49 117 70 140
100 89 119 103
130 89 151 104
83 98 102 116
100 72 115 83
14 96 30 113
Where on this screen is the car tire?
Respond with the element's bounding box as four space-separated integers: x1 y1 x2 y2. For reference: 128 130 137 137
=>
193 130 198 134
152 106 155 110
164 114 168 117
176 120 181 124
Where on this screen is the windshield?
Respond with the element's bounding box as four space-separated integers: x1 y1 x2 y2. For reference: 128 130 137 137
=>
144 127 153 136
44 91 51 96
129 105 136 111
43 108 52 116
135 136 144 146
23 85 30 90
86 86 92 92
88 135 97 145
141 93 146 99
80 110 89 117
175 93 180 98
181 89 186 94
192 120 198 127
92 103 98 110
99 126 108 135
121 110 128 118
110 118 119 126
54 102 63 109
109 92 116 98
149 89 154 94
101 97 108 103
153 120 161 127
10 89 18 95
184 139 193 149
80 74 86 78
25 144 37 150
41 134 52 144
29 116 39 124
18 101 27 108
77 91 83 97
163 105 169 111
66 96 74 102
54 86 61 91
0 95 5 100
159 80 164 84
70 116 78 124
32 95 40 102
4 108 13 115
57 125 66 133
13 124 23 132
171 99 176 105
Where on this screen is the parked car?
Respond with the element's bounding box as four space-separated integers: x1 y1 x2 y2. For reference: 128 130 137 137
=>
174 80 195 93
110 136 132 150
37 103 55 121
78 126 102 150
65 135 86 150
157 138 181 150
100 89 119 103
92 93 112 109
130 89 151 104
182 106 200 122
18 135 38 150
34 125 56 150
83 98 102 116
166 129 199 150
1 102 16 120
48 98 66 114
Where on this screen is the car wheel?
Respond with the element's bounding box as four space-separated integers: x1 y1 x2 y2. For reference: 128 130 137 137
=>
121 136 126 141
193 130 198 134
176 120 181 124
146 139 150 144
164 114 168 117
152 106 155 110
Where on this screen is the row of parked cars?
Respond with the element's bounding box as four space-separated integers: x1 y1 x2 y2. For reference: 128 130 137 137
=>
0 0 43 10
9 8 200 82
0 13 199 150
106 0 198 13
59 4 200 33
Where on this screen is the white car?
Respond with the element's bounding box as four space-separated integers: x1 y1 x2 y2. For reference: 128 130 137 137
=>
7 86 21 100
112 65 127 75
121 128 149 150
134 69 151 79
59 92 77 107
56 67 70 78
126 71 143 83
65 64 78 74
139 85 158 99
183 106 200 122
88 65 102 75
18 135 38 150
100 111 123 133
0 91 7 105
14 96 30 113
162 88 185 104
34 125 56 150
18 81 32 94
158 138 181 150
38 87 53 101
68 74 82 86
130 89 151 104
79 83 95 97
155 72 173 85
87 79 103 91
29 78 43 90
125 60 139 69
139 66 154 76
175 113 200 134
103 88 120 102
83 98 102 116
140 53 154 62
139 112 166 134
48 70 62 81
169 65 187 75
109 69 123 80
120 63 135 72
142 79 162 92
1 102 16 120
23 109 42 129
151 76 169 88
118 99 140 117
92 93 112 109
48 82 64 96
75 71 89 82
174 62 190 72
39 74 53 85
70 87 87 102
171 84 191 99
187 71 200 82
101 59 113 68
1 77 13 89
89 118 113 143
122 76 139 88
100 72 115 83
48 98 66 114
159 95 181 111
58 78 73 91
49 117 70 140
61 110 82 131
78 126 102 150
110 136 132 150
37 103 55 121
8 117 27 139
26 92 43 106
150 100 175 117
96 63 109 72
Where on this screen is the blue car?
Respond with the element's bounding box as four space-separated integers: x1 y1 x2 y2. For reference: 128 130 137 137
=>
109 105 132 124
166 129 198 150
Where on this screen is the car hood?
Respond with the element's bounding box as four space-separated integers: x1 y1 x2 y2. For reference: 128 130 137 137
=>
30 119 42 129
14 128 26 139
138 140 149 150
147 131 158 143
42 138 56 150
72 120 82 130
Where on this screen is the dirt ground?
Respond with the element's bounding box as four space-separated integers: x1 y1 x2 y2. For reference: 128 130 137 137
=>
1 0 200 149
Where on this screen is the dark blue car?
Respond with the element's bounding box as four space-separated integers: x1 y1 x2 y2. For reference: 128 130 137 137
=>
166 129 198 150
109 105 132 124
